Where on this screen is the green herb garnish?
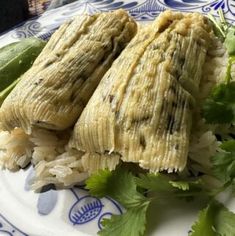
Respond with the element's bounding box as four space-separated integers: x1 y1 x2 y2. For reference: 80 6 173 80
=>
190 200 235 236
203 80 235 123
203 10 235 123
86 168 150 236
86 168 211 236
86 166 235 236
212 140 235 185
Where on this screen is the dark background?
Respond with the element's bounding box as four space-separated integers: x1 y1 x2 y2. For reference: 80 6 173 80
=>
0 0 77 34
0 0 29 33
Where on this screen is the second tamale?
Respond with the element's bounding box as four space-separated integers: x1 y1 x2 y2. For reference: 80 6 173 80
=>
0 10 137 133
70 10 213 173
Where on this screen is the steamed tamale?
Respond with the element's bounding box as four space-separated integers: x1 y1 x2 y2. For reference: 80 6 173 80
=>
0 10 137 133
70 10 213 173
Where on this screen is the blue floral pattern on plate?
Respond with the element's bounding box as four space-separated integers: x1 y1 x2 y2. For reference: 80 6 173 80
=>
0 214 28 236
24 167 58 215
37 185 58 215
69 188 123 230
0 0 234 46
23 168 123 232
159 0 208 10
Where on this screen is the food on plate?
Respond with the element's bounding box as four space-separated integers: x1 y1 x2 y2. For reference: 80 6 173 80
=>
84 10 235 236
1 8 235 236
70 10 213 173
0 9 137 170
0 9 137 132
31 10 220 190
0 38 46 104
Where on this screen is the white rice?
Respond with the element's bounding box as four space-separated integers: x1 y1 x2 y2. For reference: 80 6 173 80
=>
30 128 69 165
0 35 233 190
31 148 88 190
0 128 33 170
0 127 88 189
188 37 235 176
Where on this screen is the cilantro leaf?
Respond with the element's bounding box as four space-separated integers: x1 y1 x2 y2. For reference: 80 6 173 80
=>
224 27 235 56
86 168 150 236
207 12 225 39
203 82 235 124
190 201 235 236
203 99 233 124
190 203 216 236
208 9 235 56
135 173 174 193
169 180 195 191
205 10 235 124
85 169 112 197
136 173 207 200
99 204 149 236
220 140 235 152
212 140 235 183
212 82 235 102
86 168 147 207
214 202 235 236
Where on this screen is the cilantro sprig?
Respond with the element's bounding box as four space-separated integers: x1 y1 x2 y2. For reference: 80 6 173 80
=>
208 9 235 56
203 81 235 123
86 167 235 236
86 168 150 236
190 200 235 236
212 140 235 185
203 10 235 124
86 167 212 236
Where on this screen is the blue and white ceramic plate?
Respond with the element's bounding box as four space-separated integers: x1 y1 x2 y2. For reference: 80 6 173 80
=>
0 1 235 236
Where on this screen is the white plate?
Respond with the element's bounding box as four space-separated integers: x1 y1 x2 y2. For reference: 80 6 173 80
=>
0 1 235 235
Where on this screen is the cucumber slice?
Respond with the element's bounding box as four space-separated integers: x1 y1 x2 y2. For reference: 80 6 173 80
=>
0 37 46 92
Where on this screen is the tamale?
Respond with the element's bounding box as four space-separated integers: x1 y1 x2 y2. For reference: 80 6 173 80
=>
70 10 213 173
0 10 137 133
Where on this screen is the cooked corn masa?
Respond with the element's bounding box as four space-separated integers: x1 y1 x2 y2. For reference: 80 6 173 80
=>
0 10 137 133
70 10 213 173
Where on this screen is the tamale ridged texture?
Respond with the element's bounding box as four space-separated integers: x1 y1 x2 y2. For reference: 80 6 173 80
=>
70 10 213 173
0 10 137 133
